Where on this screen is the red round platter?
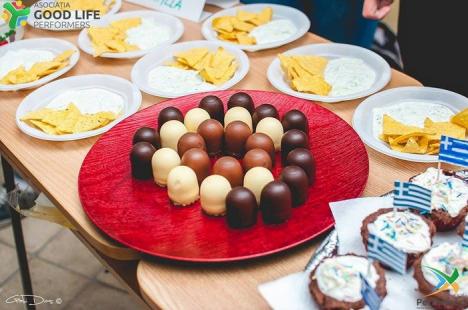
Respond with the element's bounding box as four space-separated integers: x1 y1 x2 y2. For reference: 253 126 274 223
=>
79 90 369 262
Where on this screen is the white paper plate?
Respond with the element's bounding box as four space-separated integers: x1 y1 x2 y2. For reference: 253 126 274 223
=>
267 43 391 103
78 10 184 59
201 4 310 52
353 86 468 163
16 74 142 141
131 40 250 98
0 38 80 92
27 0 121 31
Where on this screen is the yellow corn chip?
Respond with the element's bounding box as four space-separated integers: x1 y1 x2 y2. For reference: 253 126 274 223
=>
451 108 468 129
424 118 465 140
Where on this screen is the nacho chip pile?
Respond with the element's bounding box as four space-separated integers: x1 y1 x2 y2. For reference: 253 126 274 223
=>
212 7 273 45
88 18 141 56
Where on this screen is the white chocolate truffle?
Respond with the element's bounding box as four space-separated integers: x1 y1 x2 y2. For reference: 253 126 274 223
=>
255 117 284 151
200 175 232 216
167 166 199 206
160 120 188 151
184 108 211 132
151 148 181 187
243 167 274 204
224 106 253 131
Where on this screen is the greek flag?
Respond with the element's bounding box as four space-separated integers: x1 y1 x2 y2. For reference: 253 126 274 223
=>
463 216 468 248
367 233 407 275
393 181 432 213
439 135 468 168
359 273 381 310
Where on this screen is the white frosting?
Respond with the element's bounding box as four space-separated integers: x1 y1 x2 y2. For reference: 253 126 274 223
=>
0 49 55 79
411 167 468 217
125 18 172 50
147 66 215 95
315 255 379 303
249 19 297 45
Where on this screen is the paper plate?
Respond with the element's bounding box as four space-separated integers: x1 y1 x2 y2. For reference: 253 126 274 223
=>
267 43 391 103
16 74 142 141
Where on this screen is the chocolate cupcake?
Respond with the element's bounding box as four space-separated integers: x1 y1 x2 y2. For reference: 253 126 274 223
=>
457 216 466 237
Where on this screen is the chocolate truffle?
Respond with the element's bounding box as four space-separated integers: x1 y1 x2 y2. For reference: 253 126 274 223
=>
243 148 272 171
184 108 211 132
255 117 284 151
252 104 279 127
282 109 309 135
280 166 309 206
177 132 206 157
133 127 160 149
280 129 310 164
212 156 244 187
227 92 254 114
285 148 316 185
260 181 292 224
243 167 274 204
181 148 211 184
160 120 188 151
167 166 199 206
224 121 252 158
224 106 253 131
245 133 276 165
158 107 184 131
151 148 181 186
226 187 258 228
130 142 156 179
199 95 224 124
200 175 232 216
197 119 224 156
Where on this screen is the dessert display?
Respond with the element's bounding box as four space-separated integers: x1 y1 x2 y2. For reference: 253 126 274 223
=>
158 107 184 131
133 127 161 149
177 132 206 157
281 109 309 135
151 148 180 186
260 180 292 224
227 92 255 115
160 120 188 151
255 117 284 151
197 119 224 156
224 121 252 158
281 129 309 164
226 187 258 228
199 95 225 124
167 165 199 206
130 142 156 180
181 148 211 184
184 108 211 132
280 166 309 206
252 103 279 127
285 148 316 185
200 175 232 216
213 156 244 188
245 133 276 164
242 148 272 171
224 106 253 130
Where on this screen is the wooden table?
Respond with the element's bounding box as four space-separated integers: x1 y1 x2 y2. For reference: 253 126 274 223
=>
0 1 435 309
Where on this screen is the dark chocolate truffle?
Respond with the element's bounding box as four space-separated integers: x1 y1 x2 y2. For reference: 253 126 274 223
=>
157 107 184 131
212 156 244 187
242 148 272 171
260 181 292 224
280 129 310 164
227 92 254 114
285 148 316 185
177 132 206 157
252 104 279 127
224 121 252 158
282 109 309 135
130 142 156 179
280 166 309 206
132 127 160 149
226 187 258 228
181 148 211 184
197 119 224 156
245 133 276 165
199 95 224 124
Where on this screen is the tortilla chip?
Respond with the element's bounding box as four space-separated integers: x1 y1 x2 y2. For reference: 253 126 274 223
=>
424 118 465 140
451 108 468 129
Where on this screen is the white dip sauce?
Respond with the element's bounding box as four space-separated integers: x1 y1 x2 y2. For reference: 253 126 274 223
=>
125 18 172 50
147 66 215 95
0 49 55 79
250 19 297 45
324 57 376 97
47 88 124 115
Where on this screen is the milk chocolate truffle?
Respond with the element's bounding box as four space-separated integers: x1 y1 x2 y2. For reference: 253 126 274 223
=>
167 166 199 206
255 117 284 151
280 166 309 206
226 187 258 228
252 104 279 127
286 148 316 185
224 121 252 158
281 129 310 164
177 132 206 157
282 109 309 135
151 148 181 186
245 133 276 164
184 108 211 132
243 148 272 171
227 92 254 114
181 148 211 184
199 95 224 124
244 167 274 204
212 156 244 187
130 142 156 179
197 119 224 156
260 181 292 224
224 106 253 131
158 107 184 131
160 120 188 151
200 175 232 216
133 127 160 149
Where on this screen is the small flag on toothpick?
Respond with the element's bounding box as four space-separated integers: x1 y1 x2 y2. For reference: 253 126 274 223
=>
367 233 407 275
439 135 468 168
359 273 381 310
393 181 432 213
463 216 468 248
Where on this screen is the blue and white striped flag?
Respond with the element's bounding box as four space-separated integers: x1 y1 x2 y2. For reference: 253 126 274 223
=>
393 181 432 213
439 135 468 168
463 216 468 248
359 273 381 310
367 233 407 275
